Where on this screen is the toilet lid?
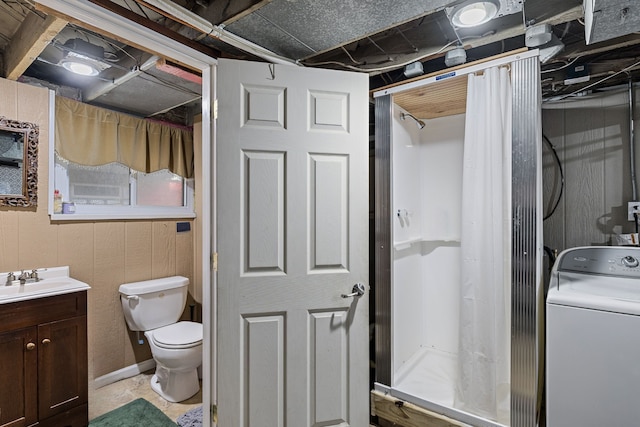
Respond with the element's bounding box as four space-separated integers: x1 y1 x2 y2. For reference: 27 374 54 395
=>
153 321 202 349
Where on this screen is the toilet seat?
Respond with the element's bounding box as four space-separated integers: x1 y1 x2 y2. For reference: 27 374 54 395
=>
152 321 202 349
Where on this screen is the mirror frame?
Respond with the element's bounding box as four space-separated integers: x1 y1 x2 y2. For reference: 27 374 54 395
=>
0 116 38 207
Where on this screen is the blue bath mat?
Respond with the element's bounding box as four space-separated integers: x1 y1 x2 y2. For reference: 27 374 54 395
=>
177 406 202 427
89 398 177 427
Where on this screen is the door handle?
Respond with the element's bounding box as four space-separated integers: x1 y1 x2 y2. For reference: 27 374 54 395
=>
341 283 366 298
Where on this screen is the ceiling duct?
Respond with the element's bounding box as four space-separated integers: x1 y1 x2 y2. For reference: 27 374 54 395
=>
584 0 640 44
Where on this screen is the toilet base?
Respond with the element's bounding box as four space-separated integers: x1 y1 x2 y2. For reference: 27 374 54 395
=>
149 367 199 403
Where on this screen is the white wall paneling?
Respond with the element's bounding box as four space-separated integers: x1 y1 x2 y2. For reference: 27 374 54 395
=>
543 88 638 253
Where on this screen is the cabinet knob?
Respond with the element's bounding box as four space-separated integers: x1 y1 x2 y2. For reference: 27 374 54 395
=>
26 342 35 351
42 338 51 345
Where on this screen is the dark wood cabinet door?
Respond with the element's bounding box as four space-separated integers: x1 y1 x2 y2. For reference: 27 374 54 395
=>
0 327 37 427
37 316 88 422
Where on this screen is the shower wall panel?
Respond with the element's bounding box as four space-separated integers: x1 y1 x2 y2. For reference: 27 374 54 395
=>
391 109 465 378
391 106 424 376
418 114 465 354
419 114 465 242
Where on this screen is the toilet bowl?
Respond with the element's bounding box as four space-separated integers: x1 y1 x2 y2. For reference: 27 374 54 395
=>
119 276 203 402
145 321 202 402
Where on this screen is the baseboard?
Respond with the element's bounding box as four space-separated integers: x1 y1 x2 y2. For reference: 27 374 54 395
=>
94 359 156 389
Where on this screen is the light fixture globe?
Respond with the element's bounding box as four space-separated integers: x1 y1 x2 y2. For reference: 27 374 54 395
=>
60 59 99 76
450 0 500 28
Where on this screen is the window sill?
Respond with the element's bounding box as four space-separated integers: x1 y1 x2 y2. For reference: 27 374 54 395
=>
50 212 196 221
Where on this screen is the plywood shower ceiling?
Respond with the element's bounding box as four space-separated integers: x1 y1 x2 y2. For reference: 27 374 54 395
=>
376 48 528 119
393 75 468 119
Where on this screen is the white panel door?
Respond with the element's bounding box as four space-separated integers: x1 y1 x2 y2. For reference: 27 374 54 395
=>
216 58 369 427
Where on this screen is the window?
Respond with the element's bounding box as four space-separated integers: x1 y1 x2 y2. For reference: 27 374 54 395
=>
52 154 194 219
49 96 196 220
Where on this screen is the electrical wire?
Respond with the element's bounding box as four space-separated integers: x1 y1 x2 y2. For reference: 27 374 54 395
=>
543 245 557 274
545 57 640 102
543 133 564 221
66 24 141 66
541 55 583 74
303 39 459 73
340 46 363 65
139 70 201 96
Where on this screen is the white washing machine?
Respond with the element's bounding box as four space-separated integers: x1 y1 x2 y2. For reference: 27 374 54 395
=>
546 246 640 426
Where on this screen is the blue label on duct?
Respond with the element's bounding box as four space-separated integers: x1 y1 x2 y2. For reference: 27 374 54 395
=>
436 71 456 81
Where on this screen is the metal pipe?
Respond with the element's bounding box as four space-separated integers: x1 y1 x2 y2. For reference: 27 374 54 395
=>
629 78 637 200
135 0 299 66
400 112 426 129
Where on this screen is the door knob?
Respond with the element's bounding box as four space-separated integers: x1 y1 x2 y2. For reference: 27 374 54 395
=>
26 342 35 351
341 283 366 298
42 338 51 345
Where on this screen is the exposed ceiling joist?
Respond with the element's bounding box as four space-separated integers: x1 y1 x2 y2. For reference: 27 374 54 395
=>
35 0 221 67
562 34 640 59
4 11 66 80
86 0 221 61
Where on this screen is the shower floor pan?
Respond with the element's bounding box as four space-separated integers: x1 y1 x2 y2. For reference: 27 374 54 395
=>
374 348 507 427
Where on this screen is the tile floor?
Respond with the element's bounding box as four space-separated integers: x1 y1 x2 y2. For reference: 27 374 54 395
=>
90 373 379 426
89 370 202 422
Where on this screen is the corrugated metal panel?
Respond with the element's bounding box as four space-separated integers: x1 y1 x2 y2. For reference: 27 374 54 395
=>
374 94 392 386
510 54 543 427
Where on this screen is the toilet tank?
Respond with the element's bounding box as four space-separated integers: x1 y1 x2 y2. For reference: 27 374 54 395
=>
119 276 189 331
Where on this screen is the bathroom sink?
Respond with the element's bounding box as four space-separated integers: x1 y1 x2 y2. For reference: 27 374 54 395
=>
0 266 90 304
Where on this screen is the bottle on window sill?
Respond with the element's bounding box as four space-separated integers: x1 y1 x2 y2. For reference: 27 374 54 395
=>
53 189 63 214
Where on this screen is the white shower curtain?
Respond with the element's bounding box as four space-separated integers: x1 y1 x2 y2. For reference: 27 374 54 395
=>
454 66 512 424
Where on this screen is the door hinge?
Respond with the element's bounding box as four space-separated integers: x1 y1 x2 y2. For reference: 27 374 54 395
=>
211 252 218 272
211 404 217 422
213 98 218 120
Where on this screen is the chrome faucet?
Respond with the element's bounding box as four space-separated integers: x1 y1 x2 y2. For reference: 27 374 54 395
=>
5 269 41 285
18 270 29 285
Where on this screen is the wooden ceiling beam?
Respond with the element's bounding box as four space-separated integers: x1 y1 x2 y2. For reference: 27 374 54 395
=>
4 11 67 80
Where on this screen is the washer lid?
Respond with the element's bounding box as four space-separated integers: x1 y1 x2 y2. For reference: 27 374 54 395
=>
153 321 202 348
548 271 640 315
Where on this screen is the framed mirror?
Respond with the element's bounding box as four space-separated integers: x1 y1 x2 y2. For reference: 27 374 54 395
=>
0 116 38 207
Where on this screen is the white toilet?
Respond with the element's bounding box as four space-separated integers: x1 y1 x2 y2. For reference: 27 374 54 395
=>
119 276 202 402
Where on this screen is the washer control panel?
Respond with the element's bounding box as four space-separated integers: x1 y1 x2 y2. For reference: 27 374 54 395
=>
557 247 640 277
622 255 640 268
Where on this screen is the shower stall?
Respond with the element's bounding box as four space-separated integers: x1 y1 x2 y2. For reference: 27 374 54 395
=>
372 50 544 427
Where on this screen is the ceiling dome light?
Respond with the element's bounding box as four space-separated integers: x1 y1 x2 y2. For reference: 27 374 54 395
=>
60 59 99 76
450 0 500 28
57 39 111 77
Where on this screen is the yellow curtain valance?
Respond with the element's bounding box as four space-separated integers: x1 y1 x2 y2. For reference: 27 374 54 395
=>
55 96 194 179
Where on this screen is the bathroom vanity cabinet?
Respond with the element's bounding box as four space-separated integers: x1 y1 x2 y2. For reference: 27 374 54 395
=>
0 291 88 427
